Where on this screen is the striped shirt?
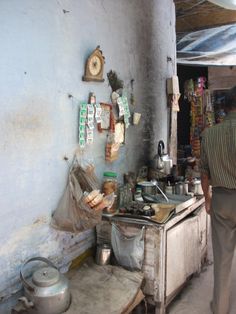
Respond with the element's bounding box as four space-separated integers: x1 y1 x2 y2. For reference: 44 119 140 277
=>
200 111 236 189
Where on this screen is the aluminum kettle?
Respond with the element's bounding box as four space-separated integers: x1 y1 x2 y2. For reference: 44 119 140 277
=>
153 140 165 170
20 257 71 314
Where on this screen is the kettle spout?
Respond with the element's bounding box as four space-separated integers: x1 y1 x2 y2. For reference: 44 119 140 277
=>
18 296 34 309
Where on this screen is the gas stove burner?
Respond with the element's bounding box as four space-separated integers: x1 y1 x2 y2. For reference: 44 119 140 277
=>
137 206 155 217
119 202 155 217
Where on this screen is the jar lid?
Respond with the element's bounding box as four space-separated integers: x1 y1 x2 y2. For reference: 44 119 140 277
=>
103 171 117 178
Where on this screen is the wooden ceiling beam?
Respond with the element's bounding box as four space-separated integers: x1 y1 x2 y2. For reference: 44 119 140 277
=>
175 0 236 33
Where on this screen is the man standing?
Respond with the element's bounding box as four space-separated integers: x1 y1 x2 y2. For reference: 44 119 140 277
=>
200 86 236 314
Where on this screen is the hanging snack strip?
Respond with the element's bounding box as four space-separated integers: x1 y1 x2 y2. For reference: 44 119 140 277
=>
95 103 102 123
86 104 95 145
117 95 131 128
79 102 87 148
79 102 103 147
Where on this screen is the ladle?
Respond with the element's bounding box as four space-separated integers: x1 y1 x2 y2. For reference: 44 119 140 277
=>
151 179 169 203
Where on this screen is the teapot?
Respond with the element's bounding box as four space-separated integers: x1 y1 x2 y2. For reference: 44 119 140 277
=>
20 257 71 314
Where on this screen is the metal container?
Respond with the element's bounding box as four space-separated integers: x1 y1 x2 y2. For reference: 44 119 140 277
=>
165 184 174 194
138 181 156 195
183 181 189 195
175 182 184 195
95 244 111 265
193 179 204 195
20 257 71 314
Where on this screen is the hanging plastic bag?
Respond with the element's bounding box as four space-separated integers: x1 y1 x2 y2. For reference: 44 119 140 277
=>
111 223 145 271
51 159 112 233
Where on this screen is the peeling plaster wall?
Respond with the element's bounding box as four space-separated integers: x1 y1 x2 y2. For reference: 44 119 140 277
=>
0 0 176 311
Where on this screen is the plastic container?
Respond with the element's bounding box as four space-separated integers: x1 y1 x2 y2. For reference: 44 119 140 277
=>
102 172 118 213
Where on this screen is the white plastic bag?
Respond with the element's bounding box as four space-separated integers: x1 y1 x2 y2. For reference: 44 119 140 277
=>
111 223 145 271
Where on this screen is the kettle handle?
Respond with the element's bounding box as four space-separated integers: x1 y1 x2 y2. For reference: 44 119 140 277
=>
158 140 165 156
20 257 58 292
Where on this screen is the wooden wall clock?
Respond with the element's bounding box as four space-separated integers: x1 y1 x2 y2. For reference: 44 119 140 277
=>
82 46 105 82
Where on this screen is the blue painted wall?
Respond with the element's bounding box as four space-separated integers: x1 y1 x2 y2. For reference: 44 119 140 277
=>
0 0 176 311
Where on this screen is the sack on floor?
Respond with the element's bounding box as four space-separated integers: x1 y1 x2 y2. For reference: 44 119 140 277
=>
111 223 145 271
51 161 102 233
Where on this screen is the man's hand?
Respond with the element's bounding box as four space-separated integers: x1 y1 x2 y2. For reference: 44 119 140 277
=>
205 196 211 214
200 173 212 215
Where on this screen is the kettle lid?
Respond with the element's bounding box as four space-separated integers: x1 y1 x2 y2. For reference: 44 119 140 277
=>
32 267 60 287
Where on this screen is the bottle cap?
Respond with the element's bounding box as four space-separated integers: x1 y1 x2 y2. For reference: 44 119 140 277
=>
103 171 117 178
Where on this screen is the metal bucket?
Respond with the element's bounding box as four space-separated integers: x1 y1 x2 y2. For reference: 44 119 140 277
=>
95 244 111 266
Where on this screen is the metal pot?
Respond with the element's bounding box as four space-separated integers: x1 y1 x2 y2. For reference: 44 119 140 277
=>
138 181 156 195
175 182 184 195
95 244 111 266
20 257 71 314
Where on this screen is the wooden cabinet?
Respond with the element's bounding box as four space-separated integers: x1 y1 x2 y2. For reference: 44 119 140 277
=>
97 198 208 314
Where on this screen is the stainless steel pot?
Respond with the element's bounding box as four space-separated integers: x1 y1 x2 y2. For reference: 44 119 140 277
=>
20 257 71 314
138 181 156 195
175 182 184 195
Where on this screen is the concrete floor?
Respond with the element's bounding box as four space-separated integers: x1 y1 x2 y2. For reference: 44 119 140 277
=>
167 238 236 314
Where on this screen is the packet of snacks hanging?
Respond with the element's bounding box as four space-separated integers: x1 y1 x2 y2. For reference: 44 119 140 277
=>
105 132 120 162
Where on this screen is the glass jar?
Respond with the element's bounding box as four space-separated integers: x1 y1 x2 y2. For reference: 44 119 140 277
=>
102 172 118 214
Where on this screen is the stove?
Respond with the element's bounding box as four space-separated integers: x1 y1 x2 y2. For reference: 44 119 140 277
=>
119 201 156 217
107 200 178 224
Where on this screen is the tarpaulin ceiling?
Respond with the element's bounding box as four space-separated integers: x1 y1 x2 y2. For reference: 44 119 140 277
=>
177 24 236 66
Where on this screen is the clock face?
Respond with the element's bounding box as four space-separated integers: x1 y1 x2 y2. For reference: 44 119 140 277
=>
88 55 102 76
